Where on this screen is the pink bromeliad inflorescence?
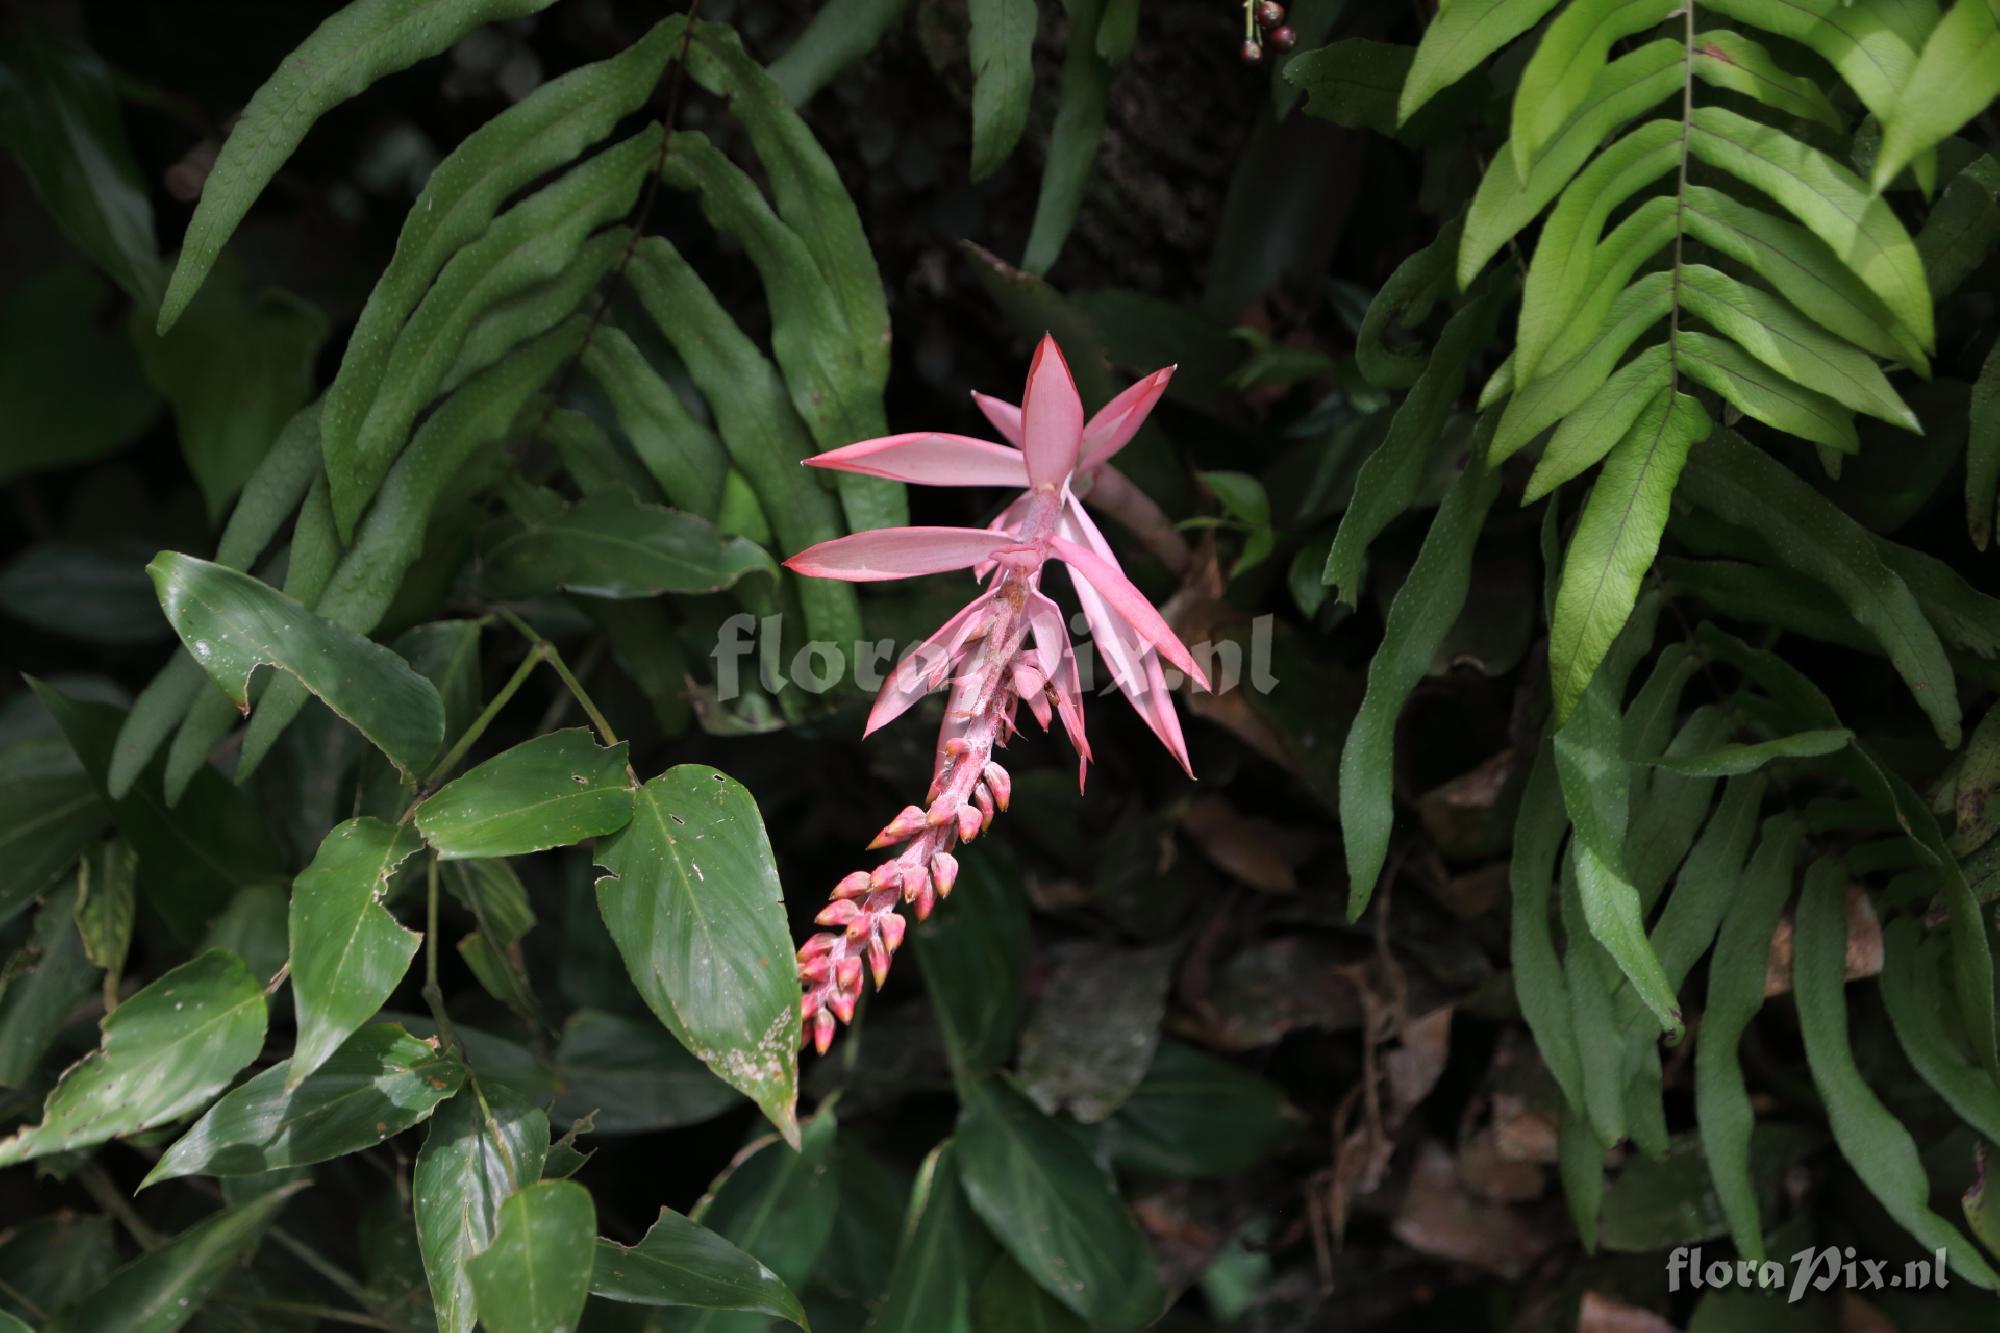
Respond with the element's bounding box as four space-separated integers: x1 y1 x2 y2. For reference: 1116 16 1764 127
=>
784 334 1210 1054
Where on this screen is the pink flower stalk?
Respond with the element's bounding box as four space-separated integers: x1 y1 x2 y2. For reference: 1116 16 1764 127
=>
783 335 1208 1053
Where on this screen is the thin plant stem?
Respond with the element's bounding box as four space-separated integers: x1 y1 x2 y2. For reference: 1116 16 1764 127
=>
497 607 620 747
265 1223 391 1323
78 1161 161 1250
215 1294 395 1330
420 643 546 791
422 852 461 1058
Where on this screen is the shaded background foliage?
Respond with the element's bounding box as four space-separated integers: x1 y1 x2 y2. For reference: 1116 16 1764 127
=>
2 0 1999 1330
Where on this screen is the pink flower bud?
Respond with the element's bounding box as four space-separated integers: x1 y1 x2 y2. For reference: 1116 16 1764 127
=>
866 937 891 989
932 852 960 898
912 879 938 921
801 990 820 1020
974 783 995 831
835 955 863 997
798 934 836 963
798 954 832 985
955 804 982 842
869 805 930 849
829 988 858 1024
815 899 861 928
926 797 957 827
879 911 907 952
870 861 901 891
900 864 931 906
982 761 1012 810
832 871 873 899
812 1008 837 1054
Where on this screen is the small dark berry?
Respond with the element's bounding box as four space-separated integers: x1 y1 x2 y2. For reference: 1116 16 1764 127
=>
1270 25 1297 50
1255 2 1286 28
1240 38 1264 64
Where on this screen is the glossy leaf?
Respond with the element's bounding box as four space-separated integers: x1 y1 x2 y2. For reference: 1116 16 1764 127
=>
482 495 777 601
1400 0 1564 124
288 817 425 1087
594 765 801 1146
1674 331 1859 452
956 1074 1164 1330
418 729 634 860
464 1180 595 1333
0 949 265 1166
415 1082 551 1333
146 1023 462 1185
150 552 445 780
159 0 561 332
591 1207 807 1327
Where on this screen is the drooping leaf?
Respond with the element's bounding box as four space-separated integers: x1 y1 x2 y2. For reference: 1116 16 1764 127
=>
955 1073 1164 1330
415 1082 551 1333
768 0 916 104
482 495 778 601
72 835 134 989
915 851 1032 1078
1971 338 2000 547
43 1184 302 1333
869 1140 994 1333
1023 0 1111 276
1510 740 1585 1116
150 552 445 780
594 765 801 1146
967 0 1038 180
0 880 97 1087
464 1180 596 1333
418 729 634 860
0 948 266 1166
684 1108 840 1333
145 1024 463 1185
159 0 562 331
287 817 425 1087
591 1207 808 1327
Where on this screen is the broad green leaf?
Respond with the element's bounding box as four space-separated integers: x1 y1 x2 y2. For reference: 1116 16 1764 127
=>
592 1208 807 1327
1876 0 1999 187
418 729 633 860
1323 283 1506 602
660 130 901 531
968 0 1037 180
594 765 801 1146
44 1184 301 1333
0 948 265 1166
146 1023 463 1185
1971 338 2000 547
869 1141 994 1333
1700 0 1918 120
331 126 659 536
1400 0 1564 123
1793 857 1999 1287
0 881 96 1087
1286 40 1415 138
1550 389 1711 720
1649 728 1853 776
685 1108 840 1333
915 850 1033 1078
1341 448 1501 912
134 263 327 520
1510 741 1586 1116
1459 39 1683 285
288 818 424 1087
1515 119 1679 380
321 16 684 483
0 265 159 487
235 320 588 777
1511 0 1677 174
465 1180 595 1333
415 1083 550 1333
0 32 162 307
159 0 561 331
547 1008 741 1133
1872 535 2000 659
1524 345 1668 502
1681 184 1926 371
1674 331 1859 452
1100 1041 1299 1178
482 495 777 601
971 1254 1091 1333
1677 430 1960 745
1492 270 1672 460
1677 264 1918 429
1692 29 1844 130
626 238 861 652
0 734 102 928
1023 0 1110 276
1879 921 2000 1143
1688 106 1933 352
149 552 445 780
956 1074 1164 1330
579 326 728 516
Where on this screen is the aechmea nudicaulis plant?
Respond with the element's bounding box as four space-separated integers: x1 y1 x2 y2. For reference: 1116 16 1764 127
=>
784 335 1208 1053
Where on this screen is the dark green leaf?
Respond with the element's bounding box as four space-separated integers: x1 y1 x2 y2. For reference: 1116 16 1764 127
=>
592 1207 807 1326
482 496 777 601
418 729 634 860
685 1107 841 1333
415 1082 551 1333
465 1179 595 1333
0 880 96 1087
288 817 424 1086
0 267 159 485
968 0 1038 180
869 1140 994 1333
1100 1041 1298 1177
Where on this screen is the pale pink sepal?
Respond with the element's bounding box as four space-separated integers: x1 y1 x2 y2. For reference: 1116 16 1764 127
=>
1026 591 1091 786
1079 366 1174 472
971 392 1023 446
785 527 1017 582
1050 535 1209 690
864 592 996 737
1060 504 1194 776
807 433 1028 488
1019 335 1084 490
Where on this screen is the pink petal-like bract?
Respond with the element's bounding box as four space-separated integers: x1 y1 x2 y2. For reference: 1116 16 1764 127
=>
784 526 1018 582
1079 366 1174 472
864 591 997 737
970 391 1024 447
1050 534 1210 689
1060 503 1193 775
807 433 1028 488
1026 590 1091 781
1018 335 1084 490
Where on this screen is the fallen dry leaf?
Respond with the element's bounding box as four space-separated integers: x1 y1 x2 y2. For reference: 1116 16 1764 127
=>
1180 793 1314 893
1765 884 1883 997
1391 1141 1552 1279
1577 1290 1680 1333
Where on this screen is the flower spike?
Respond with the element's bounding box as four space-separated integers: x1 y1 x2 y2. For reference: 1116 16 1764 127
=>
790 335 1201 1054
